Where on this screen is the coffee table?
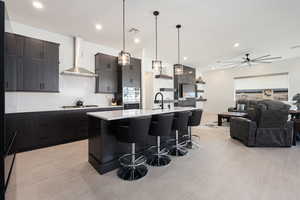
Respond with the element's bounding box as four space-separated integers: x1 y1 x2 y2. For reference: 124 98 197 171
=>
218 112 248 126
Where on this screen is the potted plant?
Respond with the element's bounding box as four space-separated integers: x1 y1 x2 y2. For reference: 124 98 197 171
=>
292 93 300 110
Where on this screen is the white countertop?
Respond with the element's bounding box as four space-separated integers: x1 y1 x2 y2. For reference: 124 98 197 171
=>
87 107 198 121
6 105 123 114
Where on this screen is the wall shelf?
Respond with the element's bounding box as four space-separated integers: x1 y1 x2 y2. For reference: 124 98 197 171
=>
155 74 173 80
196 98 207 102
196 81 206 84
160 88 175 92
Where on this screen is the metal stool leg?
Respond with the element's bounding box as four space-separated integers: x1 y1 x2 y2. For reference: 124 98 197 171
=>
147 136 171 167
169 131 188 156
186 126 201 149
117 143 148 181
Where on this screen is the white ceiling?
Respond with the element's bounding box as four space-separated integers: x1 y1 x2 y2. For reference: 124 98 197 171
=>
5 0 300 71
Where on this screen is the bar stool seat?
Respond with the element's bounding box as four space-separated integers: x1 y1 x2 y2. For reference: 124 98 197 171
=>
169 111 191 156
115 116 151 181
147 113 174 167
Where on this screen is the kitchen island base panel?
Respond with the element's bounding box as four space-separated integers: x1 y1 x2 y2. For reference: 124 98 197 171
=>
88 154 119 175
88 117 160 174
88 108 196 174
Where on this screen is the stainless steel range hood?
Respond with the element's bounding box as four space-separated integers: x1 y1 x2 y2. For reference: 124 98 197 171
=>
61 37 98 77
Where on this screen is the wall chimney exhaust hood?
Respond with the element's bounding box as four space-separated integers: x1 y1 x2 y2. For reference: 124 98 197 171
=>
61 37 98 77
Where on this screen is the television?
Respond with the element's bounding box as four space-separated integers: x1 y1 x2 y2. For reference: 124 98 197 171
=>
181 84 196 98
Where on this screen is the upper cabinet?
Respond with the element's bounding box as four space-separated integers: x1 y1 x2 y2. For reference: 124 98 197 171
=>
122 58 141 88
95 53 118 93
4 33 59 92
95 53 141 94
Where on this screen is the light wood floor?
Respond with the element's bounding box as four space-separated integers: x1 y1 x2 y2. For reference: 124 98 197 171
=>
6 113 300 200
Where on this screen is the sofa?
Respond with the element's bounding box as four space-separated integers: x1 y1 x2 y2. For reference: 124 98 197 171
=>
230 100 293 147
228 99 258 113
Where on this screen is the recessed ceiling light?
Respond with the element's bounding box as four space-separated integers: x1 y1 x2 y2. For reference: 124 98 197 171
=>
183 56 188 61
234 43 240 47
95 24 102 31
134 38 140 44
32 1 44 9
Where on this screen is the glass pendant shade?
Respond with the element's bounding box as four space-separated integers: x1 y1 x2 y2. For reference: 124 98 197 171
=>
118 51 131 66
152 60 162 71
152 11 162 73
174 63 184 75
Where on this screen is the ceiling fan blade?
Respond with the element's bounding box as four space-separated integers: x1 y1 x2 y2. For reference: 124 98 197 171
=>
224 64 241 69
254 56 282 61
252 61 272 64
252 54 271 60
221 63 238 66
218 60 240 64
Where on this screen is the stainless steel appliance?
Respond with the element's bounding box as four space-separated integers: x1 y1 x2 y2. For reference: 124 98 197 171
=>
123 87 141 109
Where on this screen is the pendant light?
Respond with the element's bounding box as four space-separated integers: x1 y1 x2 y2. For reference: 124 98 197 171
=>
152 11 162 73
174 24 184 75
118 0 131 66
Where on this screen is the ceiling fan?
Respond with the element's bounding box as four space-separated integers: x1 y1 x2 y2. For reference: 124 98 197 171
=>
217 53 282 68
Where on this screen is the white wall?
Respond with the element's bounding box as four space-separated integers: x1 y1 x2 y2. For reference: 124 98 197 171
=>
234 74 289 90
202 57 300 113
5 21 126 113
142 49 175 109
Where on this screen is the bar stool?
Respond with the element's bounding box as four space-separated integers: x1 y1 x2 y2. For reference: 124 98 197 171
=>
116 116 152 181
186 109 203 149
147 113 174 167
169 111 191 156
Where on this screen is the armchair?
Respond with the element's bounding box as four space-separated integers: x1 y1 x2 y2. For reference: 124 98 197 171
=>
230 100 293 147
228 99 257 113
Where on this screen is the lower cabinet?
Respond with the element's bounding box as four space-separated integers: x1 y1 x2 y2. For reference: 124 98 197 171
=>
5 107 122 153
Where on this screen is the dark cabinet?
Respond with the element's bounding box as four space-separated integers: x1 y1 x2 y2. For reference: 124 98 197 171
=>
23 58 43 91
24 38 44 59
42 42 59 92
95 53 118 93
5 33 24 57
5 107 123 153
36 112 62 146
4 33 24 91
69 112 89 139
4 32 59 92
122 58 141 88
11 114 37 152
4 55 17 91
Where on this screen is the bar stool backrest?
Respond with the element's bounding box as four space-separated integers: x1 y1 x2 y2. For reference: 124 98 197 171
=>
189 109 203 126
172 111 191 132
116 116 152 143
149 113 174 137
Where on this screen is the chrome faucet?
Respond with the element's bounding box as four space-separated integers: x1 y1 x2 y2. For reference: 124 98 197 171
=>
154 92 164 110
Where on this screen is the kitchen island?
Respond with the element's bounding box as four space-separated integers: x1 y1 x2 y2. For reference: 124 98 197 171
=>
87 107 197 174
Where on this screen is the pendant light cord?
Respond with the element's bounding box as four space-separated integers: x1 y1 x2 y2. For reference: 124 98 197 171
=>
177 26 180 64
155 14 158 60
123 0 125 51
